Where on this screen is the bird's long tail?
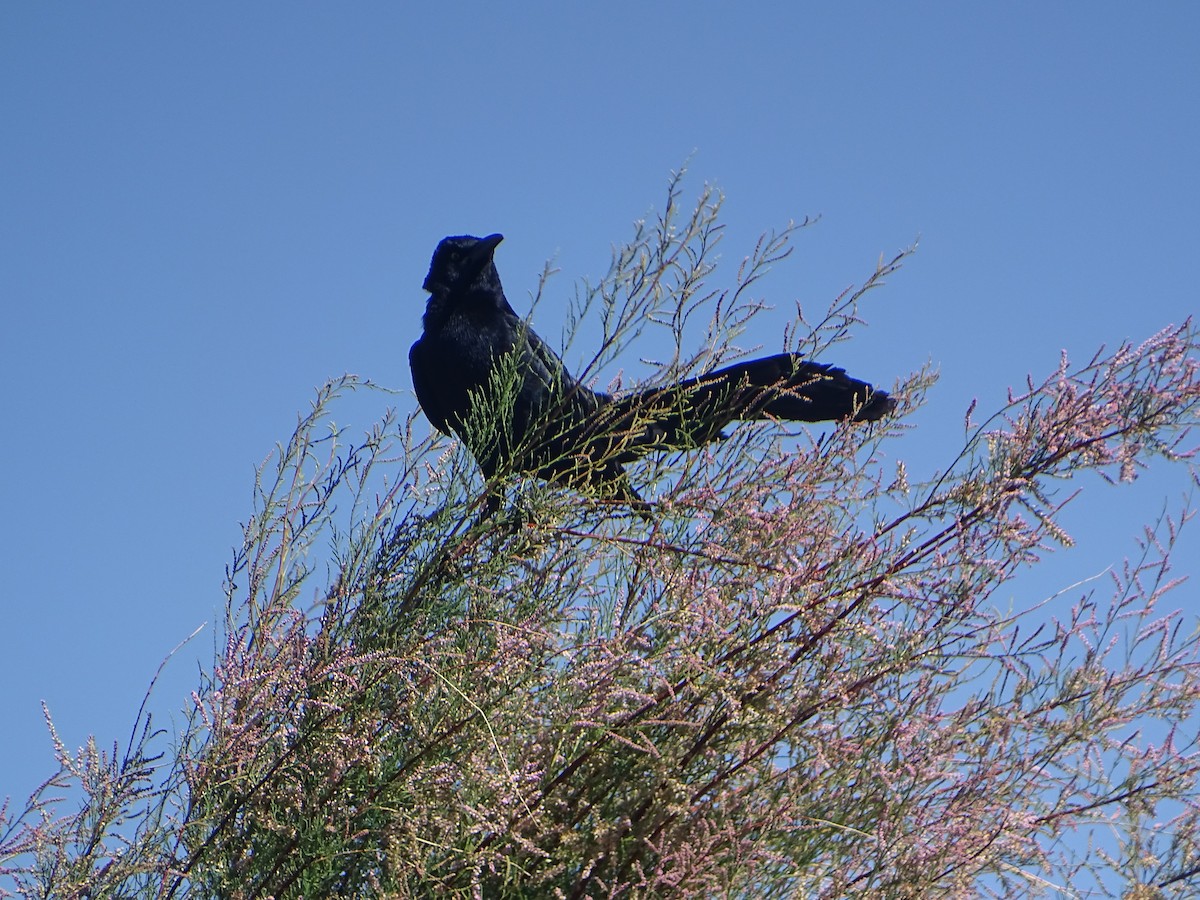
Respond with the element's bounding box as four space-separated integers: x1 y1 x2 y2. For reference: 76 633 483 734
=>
598 353 893 459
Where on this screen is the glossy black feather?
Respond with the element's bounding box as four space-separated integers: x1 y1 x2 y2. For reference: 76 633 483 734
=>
410 234 894 512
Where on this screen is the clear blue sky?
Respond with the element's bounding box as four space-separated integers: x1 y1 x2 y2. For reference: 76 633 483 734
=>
3 4 1198 822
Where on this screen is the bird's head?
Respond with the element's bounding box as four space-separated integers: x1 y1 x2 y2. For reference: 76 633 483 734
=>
423 233 505 300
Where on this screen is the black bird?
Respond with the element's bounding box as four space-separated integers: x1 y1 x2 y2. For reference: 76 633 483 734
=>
410 233 894 515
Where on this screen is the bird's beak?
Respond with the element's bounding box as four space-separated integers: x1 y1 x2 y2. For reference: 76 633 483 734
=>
464 233 504 279
479 233 504 257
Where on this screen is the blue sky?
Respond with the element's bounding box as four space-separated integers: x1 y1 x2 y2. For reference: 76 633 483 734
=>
2 3 1198 828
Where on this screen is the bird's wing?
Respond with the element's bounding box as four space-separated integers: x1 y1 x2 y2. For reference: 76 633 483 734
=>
522 327 576 393
409 338 453 434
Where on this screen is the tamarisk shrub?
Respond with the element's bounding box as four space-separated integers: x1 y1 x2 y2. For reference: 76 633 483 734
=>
4 175 1198 898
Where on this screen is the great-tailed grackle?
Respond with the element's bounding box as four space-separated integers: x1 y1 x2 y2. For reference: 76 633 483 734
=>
409 234 894 515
